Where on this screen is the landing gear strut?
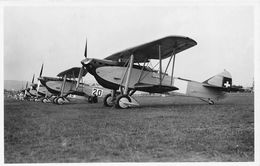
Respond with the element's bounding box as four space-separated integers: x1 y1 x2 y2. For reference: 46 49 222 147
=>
103 90 117 107
115 94 131 109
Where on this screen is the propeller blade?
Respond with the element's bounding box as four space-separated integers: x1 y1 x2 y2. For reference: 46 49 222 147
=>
84 37 87 58
32 74 35 84
36 79 41 94
39 63 44 77
24 82 28 96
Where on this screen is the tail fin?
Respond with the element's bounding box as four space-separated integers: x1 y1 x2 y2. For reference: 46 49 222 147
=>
203 70 232 88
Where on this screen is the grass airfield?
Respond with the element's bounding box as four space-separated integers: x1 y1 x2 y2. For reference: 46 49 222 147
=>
4 93 254 162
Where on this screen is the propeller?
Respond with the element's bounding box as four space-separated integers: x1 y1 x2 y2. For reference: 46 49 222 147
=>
31 74 35 84
84 37 87 58
76 37 88 90
30 74 35 90
36 63 44 95
39 63 44 78
24 81 28 96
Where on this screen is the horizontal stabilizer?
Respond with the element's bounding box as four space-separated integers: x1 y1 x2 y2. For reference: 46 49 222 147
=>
203 84 243 92
203 84 230 92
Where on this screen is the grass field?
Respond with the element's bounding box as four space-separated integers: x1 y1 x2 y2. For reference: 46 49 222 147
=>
4 93 254 162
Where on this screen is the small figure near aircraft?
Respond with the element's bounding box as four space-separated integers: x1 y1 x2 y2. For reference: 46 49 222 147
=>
76 36 235 108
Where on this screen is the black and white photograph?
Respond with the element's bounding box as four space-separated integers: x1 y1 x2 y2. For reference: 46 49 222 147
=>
1 0 258 164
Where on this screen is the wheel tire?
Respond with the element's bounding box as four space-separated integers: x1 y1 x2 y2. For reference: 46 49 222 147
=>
52 97 57 104
88 96 93 103
93 96 98 103
42 98 48 103
57 97 65 105
103 94 114 107
208 99 215 105
115 95 131 109
54 97 59 104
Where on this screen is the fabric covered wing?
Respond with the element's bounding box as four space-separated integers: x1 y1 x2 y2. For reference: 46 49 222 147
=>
134 83 179 93
57 67 88 78
105 36 197 63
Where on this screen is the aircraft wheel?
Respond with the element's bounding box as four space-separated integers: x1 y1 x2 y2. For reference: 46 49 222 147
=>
103 94 114 107
115 95 131 109
93 96 98 103
52 97 57 103
88 96 93 103
208 99 215 105
54 97 59 104
57 97 65 105
42 98 48 103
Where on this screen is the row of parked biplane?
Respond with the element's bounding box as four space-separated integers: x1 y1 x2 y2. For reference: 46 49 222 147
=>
16 36 238 108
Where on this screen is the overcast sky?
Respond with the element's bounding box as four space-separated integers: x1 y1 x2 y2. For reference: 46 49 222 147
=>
4 4 255 86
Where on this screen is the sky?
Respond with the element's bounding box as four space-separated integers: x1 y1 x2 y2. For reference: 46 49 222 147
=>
3 3 255 87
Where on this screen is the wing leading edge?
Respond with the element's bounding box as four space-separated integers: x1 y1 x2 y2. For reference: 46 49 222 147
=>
57 67 88 78
105 36 197 63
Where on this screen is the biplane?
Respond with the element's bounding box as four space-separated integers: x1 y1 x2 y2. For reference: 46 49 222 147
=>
38 64 111 104
24 74 43 100
78 36 233 108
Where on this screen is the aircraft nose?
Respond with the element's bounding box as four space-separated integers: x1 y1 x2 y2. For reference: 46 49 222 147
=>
81 58 92 65
38 77 43 81
81 58 93 66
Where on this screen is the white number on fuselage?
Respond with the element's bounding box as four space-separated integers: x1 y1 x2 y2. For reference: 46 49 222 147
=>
92 88 103 97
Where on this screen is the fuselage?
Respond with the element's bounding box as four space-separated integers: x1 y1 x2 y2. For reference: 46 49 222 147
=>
81 58 178 93
39 76 110 97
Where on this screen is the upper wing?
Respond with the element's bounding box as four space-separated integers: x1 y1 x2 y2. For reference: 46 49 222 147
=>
57 67 88 78
105 36 197 63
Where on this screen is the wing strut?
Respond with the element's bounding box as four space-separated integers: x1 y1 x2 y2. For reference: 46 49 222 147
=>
159 45 162 86
60 74 67 97
162 52 175 81
123 55 134 95
170 54 176 86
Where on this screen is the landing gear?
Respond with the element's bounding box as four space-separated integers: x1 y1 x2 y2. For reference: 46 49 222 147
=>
42 98 48 103
208 99 215 105
56 97 65 105
93 96 98 103
103 94 114 107
199 98 215 105
88 95 98 103
52 97 58 104
115 95 131 109
103 90 119 107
